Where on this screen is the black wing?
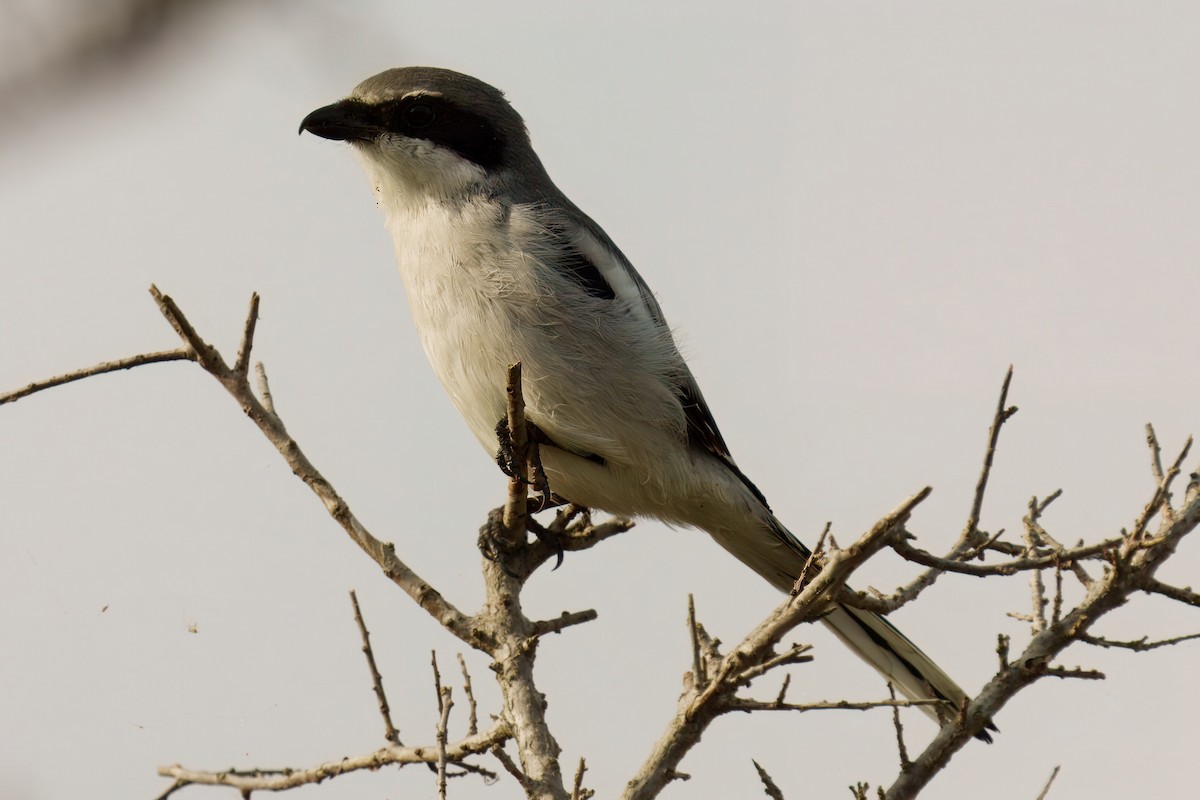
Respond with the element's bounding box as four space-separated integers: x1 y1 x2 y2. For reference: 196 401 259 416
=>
555 216 772 511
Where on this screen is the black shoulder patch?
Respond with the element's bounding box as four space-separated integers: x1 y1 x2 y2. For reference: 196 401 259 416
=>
559 243 616 301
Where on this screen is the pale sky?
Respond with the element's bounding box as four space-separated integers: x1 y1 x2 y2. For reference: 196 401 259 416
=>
2 3 1198 799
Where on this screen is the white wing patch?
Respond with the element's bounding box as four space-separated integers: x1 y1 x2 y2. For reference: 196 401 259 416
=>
567 224 657 324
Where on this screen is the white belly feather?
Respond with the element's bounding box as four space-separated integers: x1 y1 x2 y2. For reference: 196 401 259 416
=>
366 166 753 524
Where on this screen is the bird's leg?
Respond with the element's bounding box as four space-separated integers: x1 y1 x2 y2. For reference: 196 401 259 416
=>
525 427 555 513
494 417 556 511
494 417 521 479
494 416 564 567
477 507 521 576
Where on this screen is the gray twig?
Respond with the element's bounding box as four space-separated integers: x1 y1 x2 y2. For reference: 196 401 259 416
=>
350 590 401 745
752 759 786 800
1034 765 1061 800
0 348 193 405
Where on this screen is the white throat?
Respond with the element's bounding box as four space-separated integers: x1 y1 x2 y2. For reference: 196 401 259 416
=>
355 137 488 214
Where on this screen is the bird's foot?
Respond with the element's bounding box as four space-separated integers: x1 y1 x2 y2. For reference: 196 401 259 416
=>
494 417 521 478
494 417 555 512
527 517 566 570
477 508 521 576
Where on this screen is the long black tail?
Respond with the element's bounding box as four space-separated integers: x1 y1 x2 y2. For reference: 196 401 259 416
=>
709 509 995 741
821 603 993 742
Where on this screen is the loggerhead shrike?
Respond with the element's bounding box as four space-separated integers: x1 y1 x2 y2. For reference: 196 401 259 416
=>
301 66 987 738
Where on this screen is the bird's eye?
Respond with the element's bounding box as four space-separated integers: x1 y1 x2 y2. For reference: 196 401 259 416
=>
405 103 436 128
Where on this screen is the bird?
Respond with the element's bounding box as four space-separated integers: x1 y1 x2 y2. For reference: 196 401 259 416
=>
300 66 987 739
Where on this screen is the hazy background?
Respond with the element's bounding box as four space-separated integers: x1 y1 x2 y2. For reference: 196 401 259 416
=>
2 2 1198 798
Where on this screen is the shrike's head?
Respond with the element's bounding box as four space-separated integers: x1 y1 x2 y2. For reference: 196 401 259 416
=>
300 67 547 206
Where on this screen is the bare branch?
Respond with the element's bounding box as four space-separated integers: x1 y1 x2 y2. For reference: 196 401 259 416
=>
432 651 445 715
475 366 572 800
891 535 1122 577
254 361 275 415
1051 565 1064 625
960 526 1011 561
0 348 193 406
1146 424 1173 525
625 487 931 800
1127 436 1192 544
694 619 723 685
531 609 599 637
350 590 401 745
963 366 1017 549
572 758 593 800
1079 632 1200 652
149 285 226 371
1023 505 1048 635
1026 508 1095 588
774 674 791 705
436 687 453 799
840 583 928 616
490 744 529 791
157 723 511 793
142 288 485 651
457 653 478 737
793 522 830 593
688 594 705 688
736 643 814 684
445 760 499 782
1041 665 1105 680
233 292 260 376
1035 765 1061 800
752 760 786 800
729 697 942 715
526 516 634 573
1142 578 1200 606
846 374 1021 615
502 361 531 537
152 779 186 800
888 684 911 772
884 474 1200 800
22 291 1200 800
547 503 586 534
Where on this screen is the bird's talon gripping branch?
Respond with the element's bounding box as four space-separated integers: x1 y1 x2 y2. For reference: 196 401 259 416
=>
526 431 554 513
494 417 555 507
494 418 522 480
476 509 521 577
527 518 565 570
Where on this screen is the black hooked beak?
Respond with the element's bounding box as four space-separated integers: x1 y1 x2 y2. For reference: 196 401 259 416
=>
299 99 382 142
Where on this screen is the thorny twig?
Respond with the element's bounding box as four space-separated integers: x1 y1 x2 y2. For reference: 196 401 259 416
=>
1034 765 1061 800
888 683 911 772
457 653 479 737
350 590 402 745
572 758 594 800
436 686 454 799
884 433 1200 800
625 488 932 800
0 349 193 405
8 298 1200 800
752 760 786 800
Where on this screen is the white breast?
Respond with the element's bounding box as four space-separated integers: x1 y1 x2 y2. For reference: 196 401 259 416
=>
360 147 691 482
384 197 523 452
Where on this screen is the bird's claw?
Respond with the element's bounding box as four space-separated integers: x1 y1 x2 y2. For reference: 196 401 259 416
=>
527 518 565 570
494 417 554 507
